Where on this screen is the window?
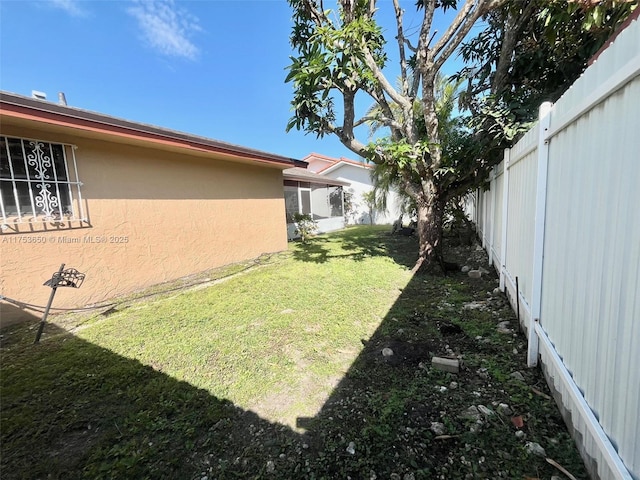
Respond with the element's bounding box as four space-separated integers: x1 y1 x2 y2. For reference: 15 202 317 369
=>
284 181 299 223
284 180 344 222
300 189 311 215
329 186 343 217
311 185 331 220
0 136 84 224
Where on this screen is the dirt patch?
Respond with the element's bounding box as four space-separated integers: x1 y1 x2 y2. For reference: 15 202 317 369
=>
45 422 104 470
192 232 589 479
360 338 434 367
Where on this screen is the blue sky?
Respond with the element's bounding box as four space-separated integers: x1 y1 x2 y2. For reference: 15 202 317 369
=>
0 0 470 161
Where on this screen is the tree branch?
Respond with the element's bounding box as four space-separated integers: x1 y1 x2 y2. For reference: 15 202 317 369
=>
368 0 375 17
434 0 506 73
324 122 370 158
361 46 412 110
412 0 437 97
431 0 476 59
342 89 357 140
370 85 405 140
354 115 403 131
492 1 536 95
302 0 330 27
393 0 410 97
403 38 417 53
333 89 381 159
418 0 437 53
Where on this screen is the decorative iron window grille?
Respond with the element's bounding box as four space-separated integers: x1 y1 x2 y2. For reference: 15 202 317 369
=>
0 136 85 225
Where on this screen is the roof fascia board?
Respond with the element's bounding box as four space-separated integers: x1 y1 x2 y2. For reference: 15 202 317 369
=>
0 92 298 169
283 170 350 186
303 152 338 163
320 160 371 175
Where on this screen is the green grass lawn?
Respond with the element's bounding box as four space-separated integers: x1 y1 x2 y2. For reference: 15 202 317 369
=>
1 226 415 478
0 226 589 479
72 226 416 424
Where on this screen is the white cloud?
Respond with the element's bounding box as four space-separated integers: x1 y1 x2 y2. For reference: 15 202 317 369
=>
49 0 86 17
128 0 201 61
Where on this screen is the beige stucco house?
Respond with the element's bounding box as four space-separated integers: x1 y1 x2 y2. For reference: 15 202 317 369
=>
0 91 299 325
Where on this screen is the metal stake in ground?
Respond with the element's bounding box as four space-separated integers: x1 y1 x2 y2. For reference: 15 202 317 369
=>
515 276 521 332
34 264 86 344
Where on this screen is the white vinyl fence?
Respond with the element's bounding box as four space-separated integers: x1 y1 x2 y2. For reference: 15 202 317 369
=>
471 17 640 480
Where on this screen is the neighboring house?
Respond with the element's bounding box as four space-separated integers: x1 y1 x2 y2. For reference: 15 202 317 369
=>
304 153 404 225
283 167 348 239
0 91 298 326
304 152 339 173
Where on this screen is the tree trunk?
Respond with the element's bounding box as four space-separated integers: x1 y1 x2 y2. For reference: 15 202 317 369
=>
412 190 445 274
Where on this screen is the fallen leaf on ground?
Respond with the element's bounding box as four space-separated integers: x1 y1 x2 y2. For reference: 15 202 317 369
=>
531 386 552 400
511 416 524 428
546 457 578 480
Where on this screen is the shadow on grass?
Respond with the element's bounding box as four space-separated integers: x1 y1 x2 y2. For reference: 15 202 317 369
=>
291 225 418 268
0 322 302 479
291 262 588 478
1 229 588 479
0 301 41 331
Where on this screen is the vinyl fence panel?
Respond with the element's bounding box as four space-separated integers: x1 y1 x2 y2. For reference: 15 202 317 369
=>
504 124 539 319
467 16 639 480
489 164 504 271
542 66 640 480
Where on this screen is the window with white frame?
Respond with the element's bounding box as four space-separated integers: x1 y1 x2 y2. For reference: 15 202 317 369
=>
0 136 85 224
328 186 343 217
284 180 343 222
284 180 300 223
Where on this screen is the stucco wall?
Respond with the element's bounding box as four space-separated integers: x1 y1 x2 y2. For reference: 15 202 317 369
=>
286 217 345 240
0 125 288 325
306 157 333 172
